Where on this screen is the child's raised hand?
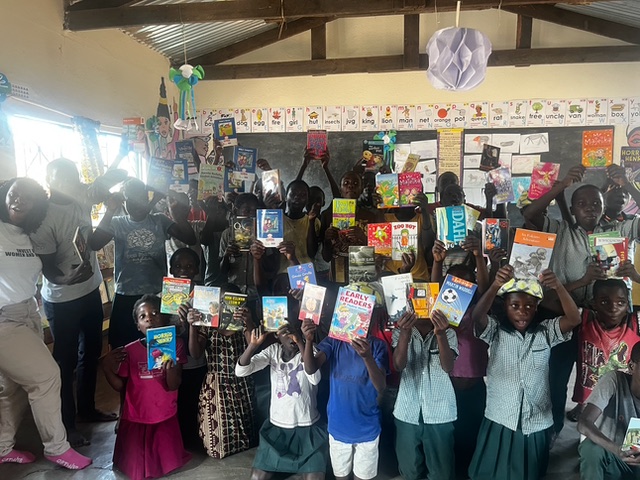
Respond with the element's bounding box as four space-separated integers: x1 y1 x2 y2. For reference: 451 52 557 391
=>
494 265 514 287
431 309 450 335
178 301 191 325
225 242 241 258
432 240 447 263
351 337 372 359
161 358 176 371
234 306 254 330
289 288 304 301
399 252 416 274
303 147 315 164
308 201 322 221
462 235 481 256
607 164 629 187
539 269 560 289
250 240 266 260
561 165 585 188
105 192 124 213
186 308 202 326
250 325 271 347
617 260 640 283
319 149 331 168
484 182 497 200
263 191 281 209
103 347 127 372
301 318 316 341
257 158 272 171
583 263 608 283
411 192 430 211
488 248 508 268
396 311 418 332
278 241 297 262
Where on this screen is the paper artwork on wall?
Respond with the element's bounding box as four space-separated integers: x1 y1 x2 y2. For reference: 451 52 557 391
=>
464 155 481 169
511 155 540 174
520 133 549 154
492 134 520 153
464 134 492 154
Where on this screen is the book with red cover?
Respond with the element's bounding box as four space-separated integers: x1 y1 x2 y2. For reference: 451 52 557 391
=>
367 223 392 256
398 172 423 206
529 162 560 200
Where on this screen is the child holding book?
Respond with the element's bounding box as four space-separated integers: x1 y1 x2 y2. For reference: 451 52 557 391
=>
469 266 581 479
392 308 458 480
102 295 191 480
185 283 256 459
236 323 328 480
302 319 388 480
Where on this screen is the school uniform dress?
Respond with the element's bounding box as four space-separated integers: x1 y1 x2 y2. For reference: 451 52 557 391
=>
199 330 255 458
469 316 571 480
235 344 328 473
113 339 191 480
392 327 458 480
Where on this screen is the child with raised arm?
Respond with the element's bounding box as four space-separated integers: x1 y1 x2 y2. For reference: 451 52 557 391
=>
392 308 458 480
102 295 190 480
468 266 581 480
235 324 328 480
302 319 388 480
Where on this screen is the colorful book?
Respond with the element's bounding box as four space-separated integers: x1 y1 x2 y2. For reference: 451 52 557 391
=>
432 275 478 327
381 273 414 323
589 233 628 278
231 146 257 183
582 129 614 168
213 117 238 146
332 199 356 230
197 164 225 201
328 287 376 342
298 283 326 325
622 417 640 452
233 216 255 251
256 209 284 248
287 262 317 290
307 129 328 158
391 222 418 261
219 292 248 331
160 277 191 315
529 162 560 200
147 157 174 193
398 172 423 206
175 140 199 174
376 173 399 208
168 159 189 193
192 285 221 327
261 169 282 199
436 206 471 249
348 246 377 283
487 167 514 204
406 283 440 319
623 147 640 192
262 296 289 331
224 163 245 193
401 153 420 173
480 144 501 171
509 229 557 281
367 223 392 256
363 139 385 172
73 226 90 264
147 325 177 370
481 218 510 256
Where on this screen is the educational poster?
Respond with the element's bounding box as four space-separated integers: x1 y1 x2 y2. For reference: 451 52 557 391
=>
396 105 417 131
508 100 528 127
437 128 463 177
268 107 286 132
464 155 481 169
217 108 234 119
499 153 512 170
286 107 304 132
234 108 251 133
490 101 510 128
467 101 489 129
608 98 629 125
462 170 487 188
200 109 216 135
586 98 608 126
251 108 269 132
566 99 587 126
379 105 397 130
492 134 521 153
630 98 640 126
416 104 435 130
527 100 546 127
433 104 453 129
305 106 323 130
342 106 360 131
464 134 492 154
511 155 540 175
520 133 549 154
410 140 438 159
512 176 532 201
361 105 380 131
323 105 342 131
451 104 468 129
545 100 566 127
582 129 614 168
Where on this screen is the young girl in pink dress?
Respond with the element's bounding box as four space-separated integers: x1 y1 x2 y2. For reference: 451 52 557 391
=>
103 295 191 480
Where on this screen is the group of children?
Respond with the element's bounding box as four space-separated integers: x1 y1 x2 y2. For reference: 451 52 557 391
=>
69 152 640 480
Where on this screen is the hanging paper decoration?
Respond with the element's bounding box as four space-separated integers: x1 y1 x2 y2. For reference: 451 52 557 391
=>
426 27 492 92
374 130 397 170
169 64 205 131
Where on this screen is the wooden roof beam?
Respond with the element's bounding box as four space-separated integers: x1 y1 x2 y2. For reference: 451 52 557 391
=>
65 0 609 31
67 0 136 11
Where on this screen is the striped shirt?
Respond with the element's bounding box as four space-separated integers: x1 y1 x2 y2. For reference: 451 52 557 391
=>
392 327 458 425
478 315 571 435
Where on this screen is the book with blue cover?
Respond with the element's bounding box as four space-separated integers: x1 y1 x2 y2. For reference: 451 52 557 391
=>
147 325 177 370
432 274 478 327
257 209 284 247
213 117 238 146
262 296 289 331
287 262 317 290
147 157 174 193
328 287 376 342
232 146 257 183
435 205 480 249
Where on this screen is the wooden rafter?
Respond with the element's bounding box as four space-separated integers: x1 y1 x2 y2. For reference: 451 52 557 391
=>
403 14 420 69
516 15 533 49
504 5 640 45
67 0 137 11
203 46 640 80
64 0 612 31
311 25 327 60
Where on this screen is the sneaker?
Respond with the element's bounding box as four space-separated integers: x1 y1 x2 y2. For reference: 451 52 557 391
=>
0 449 36 464
45 448 92 470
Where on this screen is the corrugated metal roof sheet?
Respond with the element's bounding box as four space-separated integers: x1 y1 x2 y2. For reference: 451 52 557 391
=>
558 0 640 29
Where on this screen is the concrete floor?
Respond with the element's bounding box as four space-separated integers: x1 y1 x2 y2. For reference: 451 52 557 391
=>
4 367 582 480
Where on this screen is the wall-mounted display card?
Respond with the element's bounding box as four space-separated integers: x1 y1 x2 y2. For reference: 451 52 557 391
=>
508 100 528 127
379 105 397 130
629 98 640 126
464 134 492 154
520 133 549 154
490 101 510 128
511 155 540 174
433 104 453 129
416 104 435 130
286 107 304 132
467 101 490 129
200 109 216 135
451 104 468 128
545 99 566 127
305 106 323 130
396 105 417 130
464 155 481 169
462 170 487 188
586 98 608 126
323 105 342 131
499 153 512 170
527 100 546 127
410 139 438 159
492 134 520 154
342 106 360 131
609 98 629 125
217 108 234 119
251 108 269 132
234 108 251 133
465 188 485 206
361 105 380 131
438 128 463 177
566 99 587 126
268 107 286 133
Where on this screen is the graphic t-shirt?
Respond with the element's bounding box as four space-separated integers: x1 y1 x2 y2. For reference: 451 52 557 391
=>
110 214 174 295
0 221 42 309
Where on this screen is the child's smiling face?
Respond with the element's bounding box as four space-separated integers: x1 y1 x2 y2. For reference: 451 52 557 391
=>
593 285 628 329
505 292 538 333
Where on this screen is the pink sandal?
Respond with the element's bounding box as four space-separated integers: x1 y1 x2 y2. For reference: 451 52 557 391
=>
0 449 36 464
45 448 92 470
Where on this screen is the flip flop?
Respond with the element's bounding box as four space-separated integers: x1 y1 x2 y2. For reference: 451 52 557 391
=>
77 410 119 423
